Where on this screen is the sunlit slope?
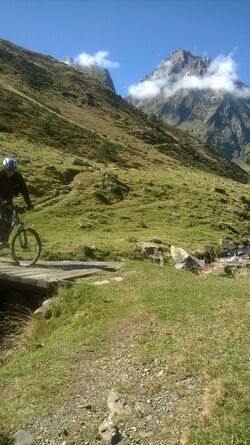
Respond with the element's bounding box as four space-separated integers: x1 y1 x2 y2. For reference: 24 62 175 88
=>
0 38 249 258
0 38 248 182
0 133 248 260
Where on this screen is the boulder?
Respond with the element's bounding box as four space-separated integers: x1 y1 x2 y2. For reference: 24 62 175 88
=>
135 241 165 265
98 416 121 444
107 389 131 415
33 298 53 319
170 246 189 263
170 246 205 273
12 430 34 445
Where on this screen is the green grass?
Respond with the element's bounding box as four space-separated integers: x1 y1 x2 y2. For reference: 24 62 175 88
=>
0 40 249 444
19 162 248 261
0 262 249 444
0 79 250 445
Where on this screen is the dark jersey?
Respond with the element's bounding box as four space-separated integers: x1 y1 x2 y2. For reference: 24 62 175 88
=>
0 169 32 206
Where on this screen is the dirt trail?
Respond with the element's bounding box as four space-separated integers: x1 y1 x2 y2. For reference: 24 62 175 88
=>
16 313 204 445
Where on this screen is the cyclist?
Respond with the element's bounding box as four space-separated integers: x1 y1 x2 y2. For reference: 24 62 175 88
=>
0 157 33 245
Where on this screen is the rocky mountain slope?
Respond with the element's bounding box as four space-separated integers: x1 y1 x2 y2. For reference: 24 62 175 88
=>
129 49 250 165
63 57 116 91
0 39 248 184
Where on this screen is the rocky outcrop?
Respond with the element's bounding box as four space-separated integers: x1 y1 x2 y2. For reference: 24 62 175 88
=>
63 57 116 92
129 49 250 163
171 242 250 276
170 245 205 273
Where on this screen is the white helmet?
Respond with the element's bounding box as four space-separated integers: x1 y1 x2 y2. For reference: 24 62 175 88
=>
3 157 17 171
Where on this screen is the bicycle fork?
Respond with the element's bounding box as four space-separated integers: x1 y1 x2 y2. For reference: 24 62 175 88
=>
17 229 29 249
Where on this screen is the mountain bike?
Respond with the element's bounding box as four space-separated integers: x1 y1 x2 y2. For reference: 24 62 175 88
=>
0 205 41 267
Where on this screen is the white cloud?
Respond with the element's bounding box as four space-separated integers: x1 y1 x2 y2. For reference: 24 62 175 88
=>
70 50 120 69
129 53 250 99
129 79 165 99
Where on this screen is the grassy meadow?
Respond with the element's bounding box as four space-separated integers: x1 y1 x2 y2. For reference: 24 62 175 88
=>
0 133 249 444
0 262 249 444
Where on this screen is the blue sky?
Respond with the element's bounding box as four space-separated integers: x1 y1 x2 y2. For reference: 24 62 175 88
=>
1 0 249 96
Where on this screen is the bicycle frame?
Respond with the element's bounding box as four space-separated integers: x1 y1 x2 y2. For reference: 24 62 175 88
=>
1 204 41 266
3 206 25 244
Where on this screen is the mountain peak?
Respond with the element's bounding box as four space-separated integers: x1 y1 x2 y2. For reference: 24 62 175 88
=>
156 49 210 78
130 49 250 163
169 48 207 60
170 48 195 59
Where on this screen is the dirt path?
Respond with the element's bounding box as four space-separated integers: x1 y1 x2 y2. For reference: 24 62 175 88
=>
18 313 204 445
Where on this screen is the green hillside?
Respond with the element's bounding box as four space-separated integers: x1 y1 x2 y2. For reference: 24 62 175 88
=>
0 38 249 258
0 40 249 445
0 39 248 181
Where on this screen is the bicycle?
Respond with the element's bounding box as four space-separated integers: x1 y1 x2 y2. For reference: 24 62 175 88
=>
0 204 41 267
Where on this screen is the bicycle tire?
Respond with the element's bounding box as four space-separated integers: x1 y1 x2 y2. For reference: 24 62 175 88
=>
11 227 42 267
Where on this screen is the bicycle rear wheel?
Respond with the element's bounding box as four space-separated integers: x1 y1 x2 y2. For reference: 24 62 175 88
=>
11 228 41 267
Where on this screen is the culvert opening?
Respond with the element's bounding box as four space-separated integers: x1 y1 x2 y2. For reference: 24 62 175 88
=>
0 281 50 354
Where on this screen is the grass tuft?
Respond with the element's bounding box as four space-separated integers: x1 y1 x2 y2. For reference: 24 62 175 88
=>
200 379 227 426
0 432 13 445
0 308 41 361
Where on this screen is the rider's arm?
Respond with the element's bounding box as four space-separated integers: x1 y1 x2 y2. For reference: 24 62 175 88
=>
16 172 33 207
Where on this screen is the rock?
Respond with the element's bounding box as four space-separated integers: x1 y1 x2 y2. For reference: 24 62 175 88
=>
93 279 110 286
78 222 94 229
199 260 250 277
77 244 96 258
139 430 153 438
170 246 189 263
12 430 34 445
175 255 205 273
98 417 121 444
112 276 124 282
219 238 235 250
219 239 250 257
134 401 151 415
135 241 165 265
224 264 248 276
33 298 53 319
214 187 226 194
171 246 205 273
107 389 130 415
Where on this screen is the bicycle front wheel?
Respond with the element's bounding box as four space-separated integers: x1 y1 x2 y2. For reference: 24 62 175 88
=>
11 228 41 267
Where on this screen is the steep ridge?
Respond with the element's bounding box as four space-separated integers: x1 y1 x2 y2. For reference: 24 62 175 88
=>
0 39 248 182
129 49 250 165
63 57 116 91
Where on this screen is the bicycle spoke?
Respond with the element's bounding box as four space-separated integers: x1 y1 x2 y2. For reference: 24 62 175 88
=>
11 228 41 267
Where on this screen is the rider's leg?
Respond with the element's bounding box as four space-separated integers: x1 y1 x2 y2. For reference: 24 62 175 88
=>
3 206 13 242
0 200 6 242
0 200 12 243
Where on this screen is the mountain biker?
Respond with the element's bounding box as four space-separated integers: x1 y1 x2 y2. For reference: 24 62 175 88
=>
0 157 33 245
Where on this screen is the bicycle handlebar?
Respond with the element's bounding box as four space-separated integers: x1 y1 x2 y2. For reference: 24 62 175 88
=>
14 206 26 214
2 202 33 213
